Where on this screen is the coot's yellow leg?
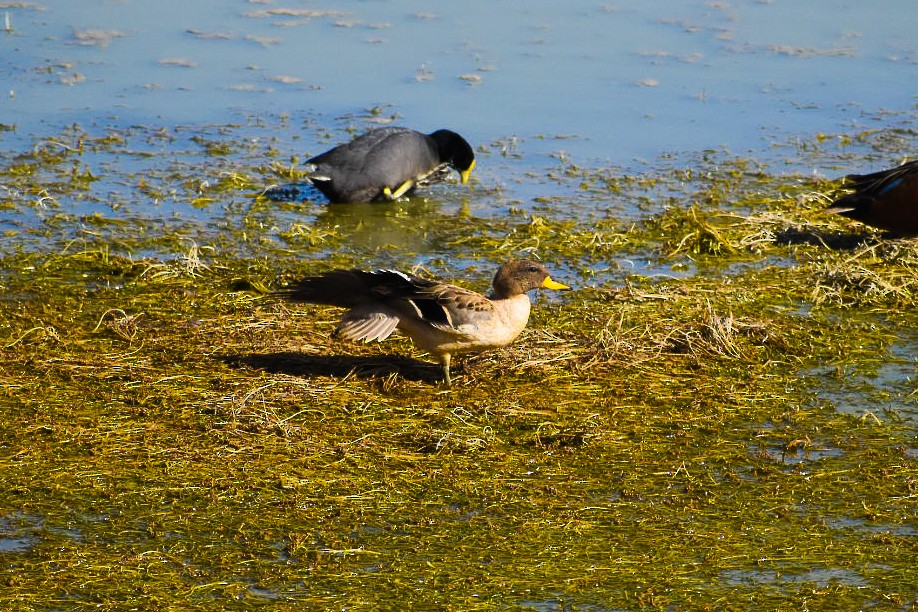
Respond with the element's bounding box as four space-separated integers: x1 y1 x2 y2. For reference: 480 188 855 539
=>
383 179 415 200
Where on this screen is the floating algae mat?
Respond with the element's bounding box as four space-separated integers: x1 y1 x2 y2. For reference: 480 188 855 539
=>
0 122 916 609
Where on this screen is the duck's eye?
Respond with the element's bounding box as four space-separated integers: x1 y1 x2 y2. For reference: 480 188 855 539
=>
527 266 540 273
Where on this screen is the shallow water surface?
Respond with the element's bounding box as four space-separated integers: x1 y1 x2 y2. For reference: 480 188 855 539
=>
2 0 915 164
1 0 915 239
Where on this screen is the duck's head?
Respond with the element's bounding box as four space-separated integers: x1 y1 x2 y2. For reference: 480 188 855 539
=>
492 259 570 299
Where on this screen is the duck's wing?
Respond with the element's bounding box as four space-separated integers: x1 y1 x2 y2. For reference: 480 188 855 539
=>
277 269 382 308
279 269 492 342
278 269 409 342
830 160 918 210
335 308 401 342
333 284 494 347
417 283 496 328
358 270 495 332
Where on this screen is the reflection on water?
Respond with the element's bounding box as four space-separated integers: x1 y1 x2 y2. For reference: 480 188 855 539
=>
720 567 870 589
267 196 462 258
1 0 915 246
808 337 918 427
0 512 44 554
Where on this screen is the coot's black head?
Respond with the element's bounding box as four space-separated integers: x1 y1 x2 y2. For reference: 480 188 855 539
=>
429 129 476 184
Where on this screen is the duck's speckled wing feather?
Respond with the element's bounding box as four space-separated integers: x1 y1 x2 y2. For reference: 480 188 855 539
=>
279 269 493 342
366 270 496 332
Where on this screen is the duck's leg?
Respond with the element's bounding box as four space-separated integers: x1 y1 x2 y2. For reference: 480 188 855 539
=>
382 179 415 201
438 353 452 387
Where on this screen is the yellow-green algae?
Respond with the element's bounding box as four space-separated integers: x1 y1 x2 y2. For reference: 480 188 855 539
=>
0 125 916 610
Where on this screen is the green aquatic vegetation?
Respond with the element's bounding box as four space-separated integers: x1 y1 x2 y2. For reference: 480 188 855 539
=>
0 125 916 609
192 135 237 157
3 250 915 609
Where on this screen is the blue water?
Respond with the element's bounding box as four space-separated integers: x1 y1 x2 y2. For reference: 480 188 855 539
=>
2 0 915 166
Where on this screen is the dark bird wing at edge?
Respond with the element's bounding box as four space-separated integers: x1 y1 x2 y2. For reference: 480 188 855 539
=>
276 269 493 331
828 160 918 210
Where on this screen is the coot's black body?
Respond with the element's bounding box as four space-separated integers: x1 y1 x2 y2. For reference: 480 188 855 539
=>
305 127 475 203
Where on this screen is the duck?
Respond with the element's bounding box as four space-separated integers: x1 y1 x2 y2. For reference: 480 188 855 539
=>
303 127 476 203
277 259 570 386
826 159 918 236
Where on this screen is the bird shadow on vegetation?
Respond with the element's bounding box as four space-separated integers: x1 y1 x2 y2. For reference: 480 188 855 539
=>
773 228 880 250
220 352 440 383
